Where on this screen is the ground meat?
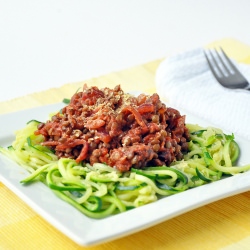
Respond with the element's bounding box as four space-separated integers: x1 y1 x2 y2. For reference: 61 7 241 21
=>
35 84 190 172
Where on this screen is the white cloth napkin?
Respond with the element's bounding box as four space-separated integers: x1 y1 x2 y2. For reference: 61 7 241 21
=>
155 48 250 141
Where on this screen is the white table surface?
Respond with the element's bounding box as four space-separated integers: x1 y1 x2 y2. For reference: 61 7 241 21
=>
1 0 250 102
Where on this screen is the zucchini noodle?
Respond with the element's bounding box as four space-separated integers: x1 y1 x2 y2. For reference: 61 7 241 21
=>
1 121 250 219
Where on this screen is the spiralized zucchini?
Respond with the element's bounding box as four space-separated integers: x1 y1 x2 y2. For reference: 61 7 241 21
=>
1 121 250 219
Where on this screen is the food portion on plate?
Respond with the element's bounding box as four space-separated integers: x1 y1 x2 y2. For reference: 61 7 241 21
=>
35 84 190 172
0 84 249 219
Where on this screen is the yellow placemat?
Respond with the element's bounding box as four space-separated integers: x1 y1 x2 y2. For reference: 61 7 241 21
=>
1 38 250 250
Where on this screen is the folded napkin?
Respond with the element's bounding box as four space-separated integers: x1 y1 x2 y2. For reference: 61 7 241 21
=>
155 48 250 141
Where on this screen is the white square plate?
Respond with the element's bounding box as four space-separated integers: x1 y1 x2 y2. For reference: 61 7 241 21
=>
1 103 250 246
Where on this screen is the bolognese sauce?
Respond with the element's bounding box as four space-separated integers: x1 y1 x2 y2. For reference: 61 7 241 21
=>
35 85 190 172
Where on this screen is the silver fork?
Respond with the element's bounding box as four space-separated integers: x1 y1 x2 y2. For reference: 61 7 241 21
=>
204 48 250 91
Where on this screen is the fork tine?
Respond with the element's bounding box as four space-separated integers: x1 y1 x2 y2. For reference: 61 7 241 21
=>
204 49 222 78
213 48 230 75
